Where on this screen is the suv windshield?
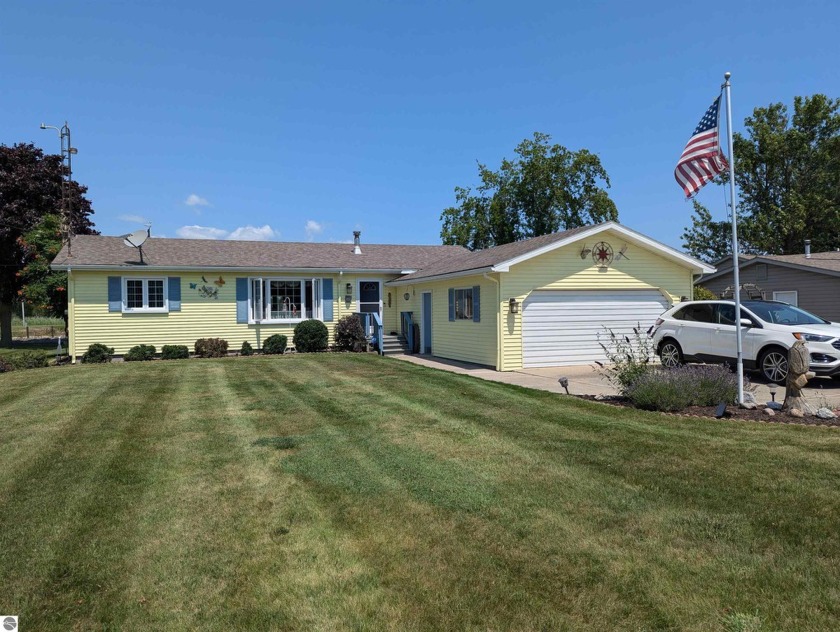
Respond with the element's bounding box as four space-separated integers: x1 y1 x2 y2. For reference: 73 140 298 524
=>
743 301 829 326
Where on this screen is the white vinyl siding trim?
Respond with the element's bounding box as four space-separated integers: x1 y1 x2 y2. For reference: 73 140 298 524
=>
521 289 670 368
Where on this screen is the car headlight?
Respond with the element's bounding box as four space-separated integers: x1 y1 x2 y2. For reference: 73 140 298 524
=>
793 332 834 342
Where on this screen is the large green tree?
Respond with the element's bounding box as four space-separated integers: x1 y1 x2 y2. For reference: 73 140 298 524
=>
440 132 618 250
0 143 96 346
683 94 840 260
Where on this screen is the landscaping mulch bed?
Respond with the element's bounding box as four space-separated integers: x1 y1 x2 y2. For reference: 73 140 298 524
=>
578 395 840 427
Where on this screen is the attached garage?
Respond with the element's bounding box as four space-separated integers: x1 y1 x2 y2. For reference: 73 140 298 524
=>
522 289 670 368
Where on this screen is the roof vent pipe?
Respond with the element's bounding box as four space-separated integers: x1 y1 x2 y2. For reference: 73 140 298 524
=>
805 240 811 258
353 231 362 255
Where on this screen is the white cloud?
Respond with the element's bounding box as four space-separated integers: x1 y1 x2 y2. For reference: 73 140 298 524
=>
175 224 278 241
227 225 278 241
118 214 150 224
184 194 210 207
176 225 228 239
305 220 324 239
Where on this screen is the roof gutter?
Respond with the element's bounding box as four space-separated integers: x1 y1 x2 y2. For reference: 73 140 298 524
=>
49 264 412 274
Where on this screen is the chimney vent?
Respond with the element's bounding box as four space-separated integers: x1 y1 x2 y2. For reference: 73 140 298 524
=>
805 240 811 259
353 231 362 255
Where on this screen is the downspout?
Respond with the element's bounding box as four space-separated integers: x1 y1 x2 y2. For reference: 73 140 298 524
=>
67 267 74 363
483 272 501 371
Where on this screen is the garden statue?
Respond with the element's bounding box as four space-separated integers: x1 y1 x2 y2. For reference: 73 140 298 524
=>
782 340 814 414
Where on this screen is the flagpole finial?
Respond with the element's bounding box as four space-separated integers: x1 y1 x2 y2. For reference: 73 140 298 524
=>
724 71 731 80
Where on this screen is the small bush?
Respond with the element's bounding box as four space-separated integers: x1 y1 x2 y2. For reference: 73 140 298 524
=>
194 338 229 358
335 314 367 352
82 343 114 364
293 319 329 353
625 364 740 412
0 357 13 372
161 344 190 360
240 341 254 356
594 325 655 394
694 285 718 300
262 334 287 355
6 350 50 370
124 344 157 361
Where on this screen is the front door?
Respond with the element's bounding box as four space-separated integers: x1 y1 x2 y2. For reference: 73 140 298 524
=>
358 280 381 318
422 292 432 354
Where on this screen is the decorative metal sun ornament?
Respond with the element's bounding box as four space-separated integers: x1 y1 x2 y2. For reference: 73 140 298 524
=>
592 241 614 267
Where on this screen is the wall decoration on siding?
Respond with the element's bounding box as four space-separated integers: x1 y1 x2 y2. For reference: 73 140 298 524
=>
190 275 222 299
592 242 614 268
616 244 630 260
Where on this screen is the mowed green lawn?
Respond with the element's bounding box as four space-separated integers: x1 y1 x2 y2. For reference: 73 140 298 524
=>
1 355 839 631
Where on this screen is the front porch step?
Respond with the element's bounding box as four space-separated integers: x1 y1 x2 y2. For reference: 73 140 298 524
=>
380 334 408 356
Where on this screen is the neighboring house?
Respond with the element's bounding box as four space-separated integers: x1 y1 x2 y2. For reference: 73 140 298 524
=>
699 245 840 321
51 221 713 369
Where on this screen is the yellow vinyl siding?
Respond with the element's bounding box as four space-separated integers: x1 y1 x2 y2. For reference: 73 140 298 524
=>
70 271 397 360
396 275 498 368
499 229 692 371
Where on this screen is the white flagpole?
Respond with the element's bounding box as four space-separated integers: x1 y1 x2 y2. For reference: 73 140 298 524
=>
723 71 744 405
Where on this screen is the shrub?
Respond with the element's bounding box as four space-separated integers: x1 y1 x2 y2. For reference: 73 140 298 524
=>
625 364 740 412
161 344 190 360
594 325 655 394
693 285 718 300
194 338 229 358
240 340 254 356
82 343 114 363
293 319 329 353
335 314 367 352
262 334 287 355
0 351 49 371
124 344 157 361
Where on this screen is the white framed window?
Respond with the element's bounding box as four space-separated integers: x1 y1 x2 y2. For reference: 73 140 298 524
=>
249 277 323 323
454 287 473 320
773 290 798 306
123 277 168 312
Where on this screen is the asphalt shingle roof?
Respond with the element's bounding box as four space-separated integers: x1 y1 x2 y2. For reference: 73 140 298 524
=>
52 235 469 271
394 225 594 281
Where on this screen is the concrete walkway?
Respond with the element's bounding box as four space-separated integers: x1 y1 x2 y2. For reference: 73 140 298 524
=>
390 353 840 409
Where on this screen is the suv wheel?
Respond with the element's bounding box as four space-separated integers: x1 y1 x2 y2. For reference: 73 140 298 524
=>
659 340 683 368
760 347 789 382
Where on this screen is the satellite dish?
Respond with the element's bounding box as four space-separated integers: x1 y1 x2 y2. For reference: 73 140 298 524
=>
123 229 149 248
122 227 150 264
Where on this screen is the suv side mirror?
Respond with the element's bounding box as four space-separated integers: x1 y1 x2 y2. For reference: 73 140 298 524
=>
740 318 754 328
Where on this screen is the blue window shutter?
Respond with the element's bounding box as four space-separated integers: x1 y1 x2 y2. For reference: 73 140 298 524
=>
322 278 334 322
108 277 122 312
472 285 480 322
236 278 249 323
448 288 455 321
168 277 181 311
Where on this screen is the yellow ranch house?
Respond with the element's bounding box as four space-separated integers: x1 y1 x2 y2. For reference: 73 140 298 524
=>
51 222 714 369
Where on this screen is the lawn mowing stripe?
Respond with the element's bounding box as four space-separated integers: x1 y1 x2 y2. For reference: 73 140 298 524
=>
0 362 181 629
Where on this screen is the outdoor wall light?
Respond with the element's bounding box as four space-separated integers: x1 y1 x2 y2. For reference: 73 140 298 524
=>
508 297 520 314
387 292 392 308
345 283 352 296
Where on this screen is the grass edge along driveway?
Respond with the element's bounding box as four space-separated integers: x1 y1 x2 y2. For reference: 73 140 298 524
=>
1 354 838 631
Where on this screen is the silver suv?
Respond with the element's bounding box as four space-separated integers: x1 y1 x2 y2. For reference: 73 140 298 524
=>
650 300 840 382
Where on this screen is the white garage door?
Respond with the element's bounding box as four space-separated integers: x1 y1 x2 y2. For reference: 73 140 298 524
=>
522 290 670 368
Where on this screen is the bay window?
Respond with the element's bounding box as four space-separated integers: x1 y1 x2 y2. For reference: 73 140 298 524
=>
249 278 323 322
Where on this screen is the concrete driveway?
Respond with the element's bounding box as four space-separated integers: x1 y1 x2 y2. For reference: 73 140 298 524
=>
392 354 840 409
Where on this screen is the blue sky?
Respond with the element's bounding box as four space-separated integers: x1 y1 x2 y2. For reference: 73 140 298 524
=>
3 1 838 249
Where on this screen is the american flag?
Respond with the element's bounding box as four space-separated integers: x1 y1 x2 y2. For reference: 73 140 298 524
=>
674 96 729 198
